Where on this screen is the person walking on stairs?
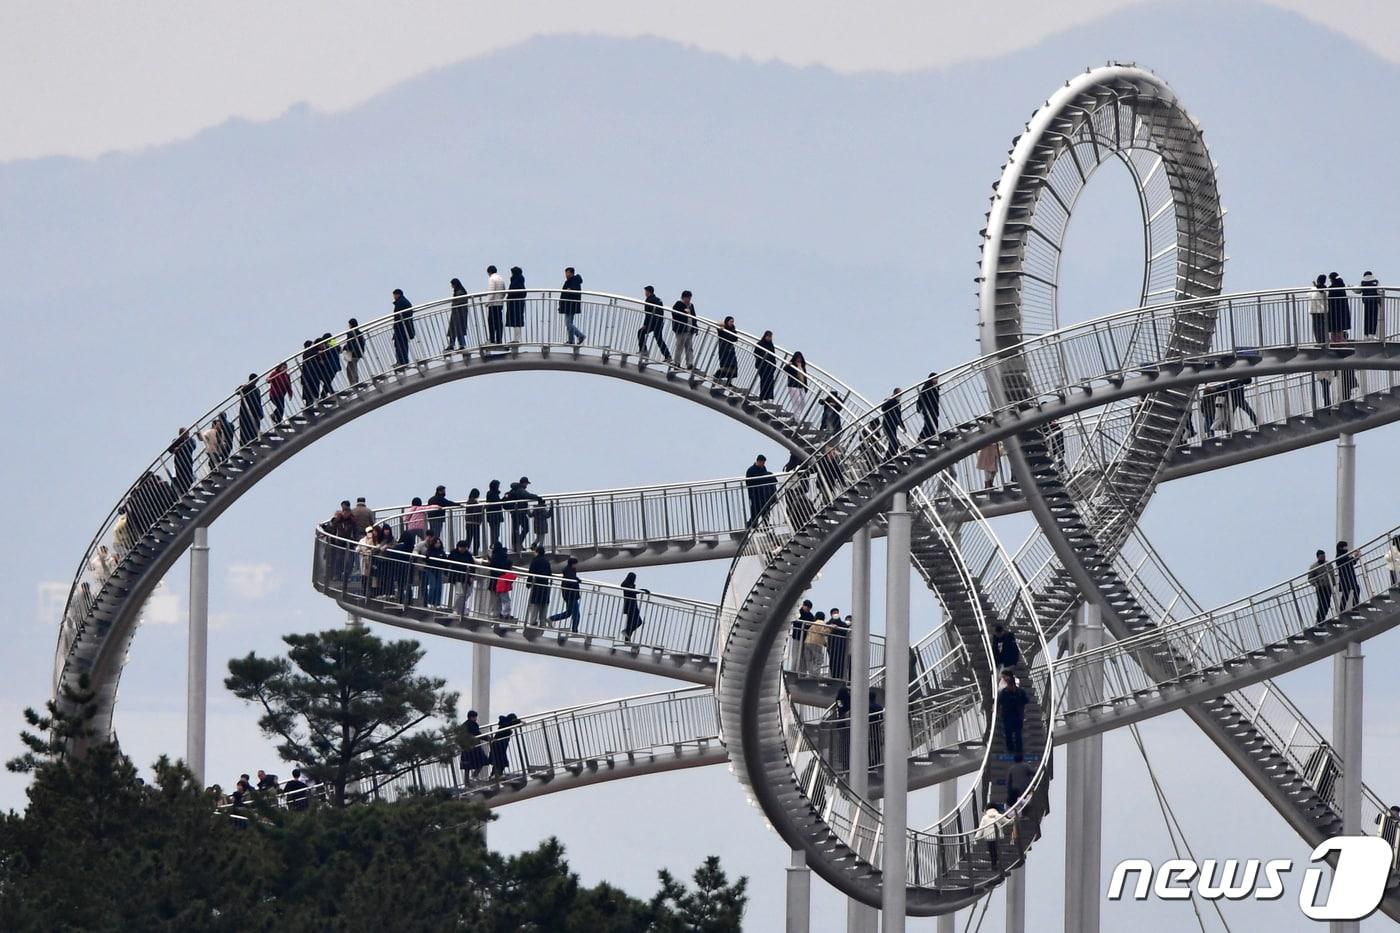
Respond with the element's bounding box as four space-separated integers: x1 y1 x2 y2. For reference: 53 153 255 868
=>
621 572 648 642
1336 540 1361 612
998 673 1028 756
548 557 582 631
638 286 671 360
1309 549 1335 623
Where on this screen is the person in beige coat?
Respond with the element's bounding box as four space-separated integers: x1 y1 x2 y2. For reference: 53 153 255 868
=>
976 442 1002 490
802 611 833 675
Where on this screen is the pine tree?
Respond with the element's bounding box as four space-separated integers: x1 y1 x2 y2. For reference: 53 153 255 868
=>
224 627 459 805
650 854 749 931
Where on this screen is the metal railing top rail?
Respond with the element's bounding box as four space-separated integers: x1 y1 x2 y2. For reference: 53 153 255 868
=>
217 685 721 813
314 528 890 666
718 287 1400 877
366 472 797 513
1047 525 1400 703
56 286 879 691
314 526 730 611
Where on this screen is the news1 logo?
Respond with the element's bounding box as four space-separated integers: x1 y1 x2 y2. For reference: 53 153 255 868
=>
1107 836 1393 921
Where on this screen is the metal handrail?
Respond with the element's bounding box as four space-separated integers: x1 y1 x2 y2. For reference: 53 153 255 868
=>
721 285 1400 882
1048 525 1400 710
311 527 888 669
54 286 876 695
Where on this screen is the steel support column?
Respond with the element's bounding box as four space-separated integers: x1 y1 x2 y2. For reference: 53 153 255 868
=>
186 525 209 784
1005 865 1025 933
1065 601 1103 933
849 524 876 933
937 730 957 933
1334 432 1361 933
787 848 811 933
882 493 911 932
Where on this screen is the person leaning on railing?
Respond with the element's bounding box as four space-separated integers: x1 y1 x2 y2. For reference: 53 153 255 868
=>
802 612 833 676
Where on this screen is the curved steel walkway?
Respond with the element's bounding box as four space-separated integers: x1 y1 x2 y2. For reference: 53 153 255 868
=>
56 60 1400 923
717 284 1400 912
54 288 879 735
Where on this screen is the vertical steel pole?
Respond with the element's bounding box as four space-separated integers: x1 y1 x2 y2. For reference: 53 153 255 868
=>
186 525 209 784
937 724 957 933
1334 433 1360 933
1065 601 1103 933
882 493 911 932
849 524 876 933
473 642 491 842
786 848 811 933
1082 604 1104 933
1005 865 1025 933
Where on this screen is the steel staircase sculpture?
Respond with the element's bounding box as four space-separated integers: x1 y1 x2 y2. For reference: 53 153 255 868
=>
55 60 1400 923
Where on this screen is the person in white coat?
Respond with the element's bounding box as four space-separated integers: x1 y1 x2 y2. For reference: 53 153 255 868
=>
485 265 507 345
976 804 1006 866
88 545 117 582
1387 535 1400 587
1309 273 1329 345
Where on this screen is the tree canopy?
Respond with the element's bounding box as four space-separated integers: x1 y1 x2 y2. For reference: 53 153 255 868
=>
2 715 749 931
224 627 459 805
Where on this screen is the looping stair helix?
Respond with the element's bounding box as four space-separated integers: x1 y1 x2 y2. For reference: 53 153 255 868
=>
51 61 1400 921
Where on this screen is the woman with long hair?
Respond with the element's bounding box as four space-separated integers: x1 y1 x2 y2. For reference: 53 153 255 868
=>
447 278 471 351
621 572 649 642
784 350 809 416
715 316 739 385
506 266 527 341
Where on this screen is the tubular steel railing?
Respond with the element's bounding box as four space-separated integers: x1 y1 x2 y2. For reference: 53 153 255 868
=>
721 284 1400 893
219 686 722 815
312 527 887 672
56 287 871 695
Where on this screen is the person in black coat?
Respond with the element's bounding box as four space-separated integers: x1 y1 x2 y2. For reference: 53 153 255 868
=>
282 769 310 811
991 624 1020 671
524 545 553 625
447 278 470 351
1327 272 1351 341
237 376 264 448
826 610 849 680
426 485 458 540
671 291 697 368
559 267 585 344
745 454 776 527
442 539 476 616
998 674 1028 756
548 557 583 631
506 266 527 336
880 389 904 457
318 332 341 395
300 340 319 402
504 477 544 551
167 427 196 493
621 572 648 642
1358 271 1382 339
459 710 489 781
917 372 941 440
391 289 415 366
638 286 672 360
818 394 843 437
715 316 740 385
755 330 778 400
343 317 367 384
484 480 504 548
489 713 520 778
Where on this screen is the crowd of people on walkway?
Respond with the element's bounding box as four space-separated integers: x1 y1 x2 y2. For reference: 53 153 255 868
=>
1307 537 1395 623
456 710 523 784
212 768 316 812
322 485 655 644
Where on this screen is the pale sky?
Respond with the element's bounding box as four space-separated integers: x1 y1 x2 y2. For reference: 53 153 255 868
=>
4 0 1398 162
